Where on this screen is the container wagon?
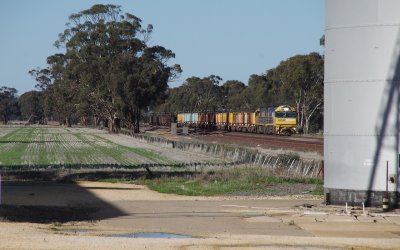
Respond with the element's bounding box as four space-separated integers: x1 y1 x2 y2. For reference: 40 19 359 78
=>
149 113 172 126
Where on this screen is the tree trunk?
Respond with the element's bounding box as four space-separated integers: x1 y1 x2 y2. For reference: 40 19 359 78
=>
113 117 120 133
108 118 114 133
93 115 98 128
106 116 120 133
66 117 72 127
134 109 140 133
3 116 7 125
303 102 321 134
134 119 140 133
81 116 88 127
304 116 310 134
295 90 302 127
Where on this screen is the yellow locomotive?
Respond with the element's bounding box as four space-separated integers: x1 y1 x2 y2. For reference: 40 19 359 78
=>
254 105 297 135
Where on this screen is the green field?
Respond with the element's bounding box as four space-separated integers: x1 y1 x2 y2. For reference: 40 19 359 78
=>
0 127 174 167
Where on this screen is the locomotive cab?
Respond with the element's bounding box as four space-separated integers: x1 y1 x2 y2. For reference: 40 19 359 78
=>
274 105 297 135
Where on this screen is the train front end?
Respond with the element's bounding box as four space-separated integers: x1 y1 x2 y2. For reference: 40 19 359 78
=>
273 105 297 135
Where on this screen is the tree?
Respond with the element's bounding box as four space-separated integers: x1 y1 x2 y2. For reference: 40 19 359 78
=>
31 4 180 132
241 73 283 111
162 75 222 113
221 80 247 111
0 86 18 124
111 47 181 132
19 91 43 123
275 53 324 134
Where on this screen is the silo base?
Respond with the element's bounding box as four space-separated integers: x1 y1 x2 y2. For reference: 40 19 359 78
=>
324 188 400 208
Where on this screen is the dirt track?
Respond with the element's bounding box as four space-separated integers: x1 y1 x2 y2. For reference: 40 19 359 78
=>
1 181 400 250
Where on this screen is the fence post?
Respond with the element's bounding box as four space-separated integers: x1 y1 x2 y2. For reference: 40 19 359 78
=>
0 173 2 205
320 160 324 180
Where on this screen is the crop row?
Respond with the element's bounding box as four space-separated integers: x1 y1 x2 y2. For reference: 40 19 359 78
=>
0 127 175 167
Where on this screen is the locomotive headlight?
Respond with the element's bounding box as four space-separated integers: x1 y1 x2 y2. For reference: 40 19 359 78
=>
283 107 289 111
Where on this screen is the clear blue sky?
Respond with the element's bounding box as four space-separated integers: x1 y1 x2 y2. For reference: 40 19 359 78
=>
0 0 324 95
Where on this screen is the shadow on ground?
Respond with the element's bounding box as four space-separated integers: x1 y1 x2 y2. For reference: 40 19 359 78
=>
0 170 199 223
0 177 129 223
0 204 99 223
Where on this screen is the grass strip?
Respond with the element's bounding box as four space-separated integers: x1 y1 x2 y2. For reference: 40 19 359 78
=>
137 169 324 197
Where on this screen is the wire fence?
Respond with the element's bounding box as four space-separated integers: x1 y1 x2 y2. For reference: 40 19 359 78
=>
123 131 322 178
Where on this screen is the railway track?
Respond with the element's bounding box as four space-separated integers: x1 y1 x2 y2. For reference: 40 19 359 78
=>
192 131 324 154
143 126 324 154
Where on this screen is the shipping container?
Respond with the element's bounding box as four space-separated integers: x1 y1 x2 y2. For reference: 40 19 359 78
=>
191 113 198 125
177 113 184 124
251 113 256 125
159 115 169 125
228 112 234 125
244 112 254 125
204 113 215 124
184 113 191 123
199 113 206 124
237 112 244 124
216 112 227 124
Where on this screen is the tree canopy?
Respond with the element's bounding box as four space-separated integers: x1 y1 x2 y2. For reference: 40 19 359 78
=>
30 4 181 132
0 86 18 124
19 91 43 123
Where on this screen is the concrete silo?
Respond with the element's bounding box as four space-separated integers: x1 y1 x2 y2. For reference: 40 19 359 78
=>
325 0 400 206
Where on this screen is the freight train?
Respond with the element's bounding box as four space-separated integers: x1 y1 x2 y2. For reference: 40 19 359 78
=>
150 105 298 135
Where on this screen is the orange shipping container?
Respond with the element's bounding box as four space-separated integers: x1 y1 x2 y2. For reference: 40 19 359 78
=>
177 113 184 124
216 113 221 124
216 113 227 124
237 112 244 124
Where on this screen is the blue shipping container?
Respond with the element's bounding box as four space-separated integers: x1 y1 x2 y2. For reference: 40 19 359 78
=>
184 113 191 123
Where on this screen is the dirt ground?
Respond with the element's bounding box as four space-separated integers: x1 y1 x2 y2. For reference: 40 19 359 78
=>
0 128 398 249
1 181 400 250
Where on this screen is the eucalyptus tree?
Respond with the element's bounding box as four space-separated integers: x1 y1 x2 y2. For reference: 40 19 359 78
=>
0 86 18 124
275 52 324 133
157 75 222 113
19 91 43 123
111 46 181 132
181 75 222 112
221 80 247 111
242 73 282 111
32 4 180 132
30 53 76 126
